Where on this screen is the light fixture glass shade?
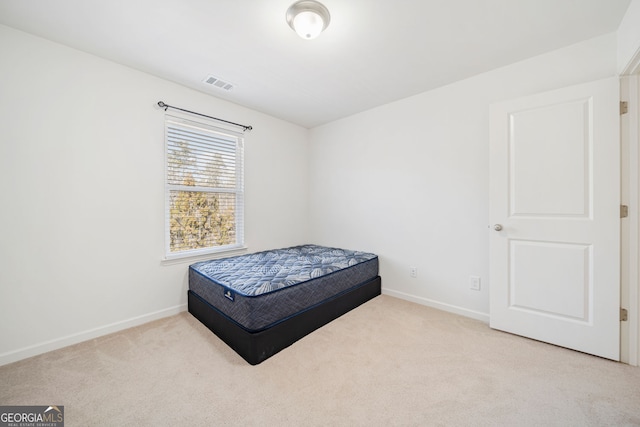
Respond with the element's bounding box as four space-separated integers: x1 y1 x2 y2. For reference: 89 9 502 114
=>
286 1 330 40
293 11 324 39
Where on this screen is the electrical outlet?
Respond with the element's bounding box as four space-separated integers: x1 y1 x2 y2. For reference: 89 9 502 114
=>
469 276 481 291
410 267 417 278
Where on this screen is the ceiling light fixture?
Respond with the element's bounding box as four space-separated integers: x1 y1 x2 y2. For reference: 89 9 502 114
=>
286 0 331 40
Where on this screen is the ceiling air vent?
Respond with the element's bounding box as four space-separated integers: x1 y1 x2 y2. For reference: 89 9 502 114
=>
203 75 234 91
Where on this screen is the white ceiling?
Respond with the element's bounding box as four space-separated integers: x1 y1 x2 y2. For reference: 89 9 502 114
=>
0 0 631 128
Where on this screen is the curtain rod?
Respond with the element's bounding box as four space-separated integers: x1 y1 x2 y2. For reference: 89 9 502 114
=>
157 101 252 132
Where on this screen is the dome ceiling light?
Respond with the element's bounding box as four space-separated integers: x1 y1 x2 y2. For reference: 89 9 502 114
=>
286 0 331 40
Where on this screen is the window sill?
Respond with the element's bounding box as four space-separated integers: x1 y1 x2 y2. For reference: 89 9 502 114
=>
161 246 248 266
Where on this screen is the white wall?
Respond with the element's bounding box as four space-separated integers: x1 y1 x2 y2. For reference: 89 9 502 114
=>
0 17 632 367
618 0 640 74
0 25 309 365
309 34 618 321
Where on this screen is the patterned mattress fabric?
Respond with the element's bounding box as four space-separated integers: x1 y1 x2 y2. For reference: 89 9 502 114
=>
189 244 379 332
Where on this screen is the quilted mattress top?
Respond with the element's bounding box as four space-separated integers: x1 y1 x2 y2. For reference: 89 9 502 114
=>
189 244 378 297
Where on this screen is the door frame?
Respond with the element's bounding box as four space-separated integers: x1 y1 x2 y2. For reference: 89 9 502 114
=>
621 61 640 366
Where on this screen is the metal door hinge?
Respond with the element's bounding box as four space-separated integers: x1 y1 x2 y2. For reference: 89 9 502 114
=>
621 101 628 115
621 308 628 322
621 205 629 218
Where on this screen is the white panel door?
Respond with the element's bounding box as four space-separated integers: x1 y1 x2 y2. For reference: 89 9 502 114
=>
489 77 620 360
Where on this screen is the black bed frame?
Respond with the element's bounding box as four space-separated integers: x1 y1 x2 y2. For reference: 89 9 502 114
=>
188 275 381 365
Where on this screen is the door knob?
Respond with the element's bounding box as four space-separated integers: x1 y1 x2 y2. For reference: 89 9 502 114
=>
493 224 503 231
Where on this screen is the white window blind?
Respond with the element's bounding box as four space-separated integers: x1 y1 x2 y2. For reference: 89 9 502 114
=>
164 115 244 259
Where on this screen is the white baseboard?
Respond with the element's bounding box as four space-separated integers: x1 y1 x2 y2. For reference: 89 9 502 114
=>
1 291 489 367
382 288 490 323
0 304 188 367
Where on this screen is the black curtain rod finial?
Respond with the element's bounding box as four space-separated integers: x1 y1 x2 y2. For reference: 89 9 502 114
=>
157 100 251 132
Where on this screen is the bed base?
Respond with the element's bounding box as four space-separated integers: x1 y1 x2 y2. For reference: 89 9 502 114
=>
188 275 381 365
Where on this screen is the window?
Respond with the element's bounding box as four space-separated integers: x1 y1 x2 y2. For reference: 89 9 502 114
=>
164 115 244 259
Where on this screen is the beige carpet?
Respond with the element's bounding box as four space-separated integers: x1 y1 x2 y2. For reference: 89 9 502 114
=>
1 295 639 426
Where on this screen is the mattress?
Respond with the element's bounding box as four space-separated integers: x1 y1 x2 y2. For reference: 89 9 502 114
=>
189 244 379 332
